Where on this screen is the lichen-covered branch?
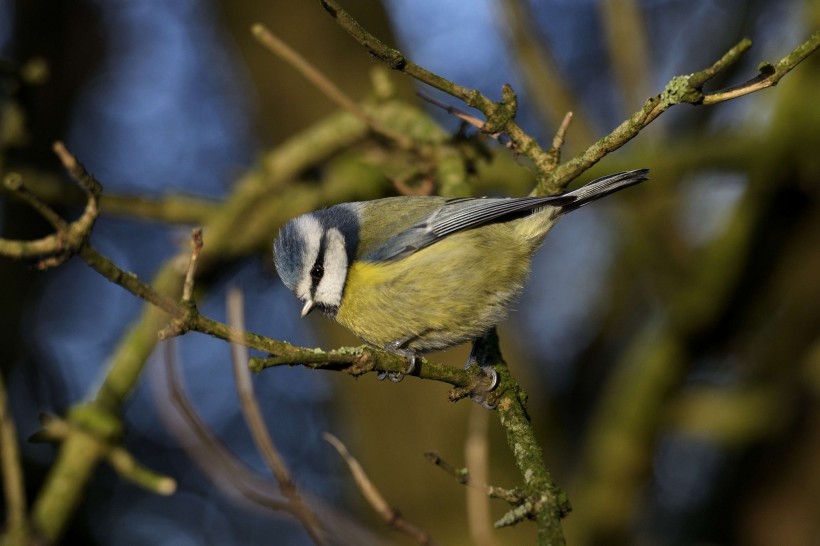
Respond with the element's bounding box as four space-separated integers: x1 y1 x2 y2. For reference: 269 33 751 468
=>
318 1 818 198
478 331 570 546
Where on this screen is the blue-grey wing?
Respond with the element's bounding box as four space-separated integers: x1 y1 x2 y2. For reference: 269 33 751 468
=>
363 194 574 262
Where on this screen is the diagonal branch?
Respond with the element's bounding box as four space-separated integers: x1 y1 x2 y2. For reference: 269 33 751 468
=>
539 31 819 195
317 1 818 197
324 433 442 546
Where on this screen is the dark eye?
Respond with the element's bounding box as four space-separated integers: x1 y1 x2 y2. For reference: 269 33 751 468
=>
310 264 324 281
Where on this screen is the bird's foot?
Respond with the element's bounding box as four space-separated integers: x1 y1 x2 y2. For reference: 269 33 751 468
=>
465 334 499 409
377 339 417 382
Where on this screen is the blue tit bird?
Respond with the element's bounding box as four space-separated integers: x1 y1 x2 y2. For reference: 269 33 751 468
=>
273 169 648 380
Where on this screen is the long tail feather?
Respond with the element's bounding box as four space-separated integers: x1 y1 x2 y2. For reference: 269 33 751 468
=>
559 169 650 214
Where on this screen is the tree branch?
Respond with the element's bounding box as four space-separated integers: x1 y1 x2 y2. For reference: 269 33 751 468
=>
317 1 818 197
538 32 817 195
703 30 820 104
0 143 100 268
324 433 442 546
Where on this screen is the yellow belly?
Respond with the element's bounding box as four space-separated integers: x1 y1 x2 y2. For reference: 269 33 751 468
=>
335 223 539 353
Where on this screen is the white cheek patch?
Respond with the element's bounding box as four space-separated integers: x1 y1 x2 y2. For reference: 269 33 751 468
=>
294 215 323 300
314 228 348 308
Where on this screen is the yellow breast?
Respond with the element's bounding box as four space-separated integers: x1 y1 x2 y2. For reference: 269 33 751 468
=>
335 220 545 352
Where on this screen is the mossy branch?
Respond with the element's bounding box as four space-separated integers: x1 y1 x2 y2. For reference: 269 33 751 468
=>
318 1 818 197
540 30 818 195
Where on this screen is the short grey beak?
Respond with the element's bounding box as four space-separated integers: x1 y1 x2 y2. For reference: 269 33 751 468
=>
301 299 316 318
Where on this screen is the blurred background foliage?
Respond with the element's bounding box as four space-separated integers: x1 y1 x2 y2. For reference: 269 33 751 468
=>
1 0 819 545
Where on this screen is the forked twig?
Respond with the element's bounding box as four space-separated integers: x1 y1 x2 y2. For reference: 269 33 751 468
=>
324 432 442 546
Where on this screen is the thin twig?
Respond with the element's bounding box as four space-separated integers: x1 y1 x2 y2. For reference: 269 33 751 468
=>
703 30 820 104
499 0 596 146
465 406 496 546
424 452 522 505
598 0 652 112
251 23 417 152
181 228 203 303
319 0 554 173
417 92 513 151
539 111 574 174
551 112 574 155
324 433 442 546
417 92 486 131
161 342 289 511
227 287 328 545
154 343 388 543
539 32 818 195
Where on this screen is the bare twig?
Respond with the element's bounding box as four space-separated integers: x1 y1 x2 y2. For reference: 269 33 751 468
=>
417 92 513 152
181 228 203 303
227 288 327 545
251 23 418 152
0 143 101 268
598 0 652 112
319 1 819 197
424 452 522 505
324 433 442 546
703 30 820 104
499 0 596 146
159 341 290 513
465 406 496 546
153 343 388 544
319 0 555 174
551 112 574 155
417 92 487 132
536 111 575 177
540 32 819 195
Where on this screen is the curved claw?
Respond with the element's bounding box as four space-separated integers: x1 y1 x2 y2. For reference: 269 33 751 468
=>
386 353 416 382
469 367 499 409
482 366 499 391
376 370 405 382
378 339 418 383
